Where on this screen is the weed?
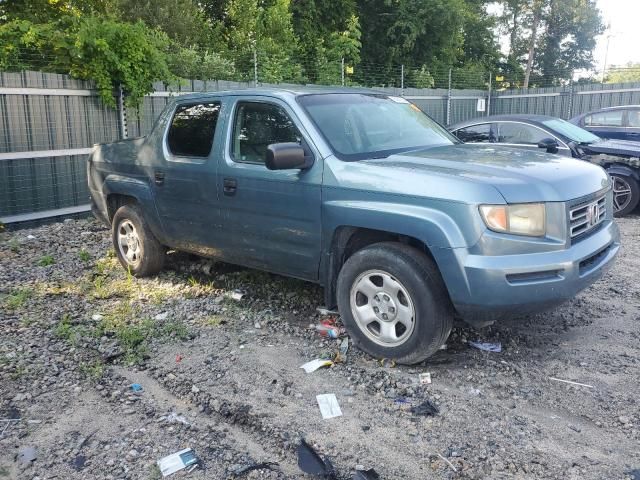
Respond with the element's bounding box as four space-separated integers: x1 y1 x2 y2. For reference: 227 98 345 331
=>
20 316 37 327
78 249 91 262
37 255 55 267
80 360 105 381
10 364 27 380
54 313 74 341
8 238 20 252
202 315 224 327
160 320 190 340
4 288 33 310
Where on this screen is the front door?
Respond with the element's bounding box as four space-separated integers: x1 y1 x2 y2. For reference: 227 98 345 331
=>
151 100 224 251
217 97 323 281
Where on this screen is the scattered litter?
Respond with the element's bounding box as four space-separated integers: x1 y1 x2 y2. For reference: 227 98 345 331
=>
230 289 245 301
130 383 144 393
549 377 594 388
419 372 432 384
230 461 279 477
26 235 36 240
316 306 339 316
16 446 37 465
157 448 199 477
333 337 350 363
155 312 169 321
437 453 458 473
353 468 380 479
379 358 396 368
411 399 439 416
91 314 104 321
160 412 190 426
300 359 334 373
175 354 183 363
316 394 343 419
394 397 411 405
315 318 344 338
297 439 337 479
469 341 502 352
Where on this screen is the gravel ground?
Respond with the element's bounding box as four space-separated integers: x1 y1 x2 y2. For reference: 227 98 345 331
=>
0 216 639 480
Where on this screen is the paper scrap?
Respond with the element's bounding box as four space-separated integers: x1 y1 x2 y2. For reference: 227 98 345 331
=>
419 372 432 384
316 394 342 419
469 341 502 353
300 359 333 373
157 448 198 477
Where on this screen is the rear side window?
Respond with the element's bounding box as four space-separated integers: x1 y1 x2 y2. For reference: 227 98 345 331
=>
167 102 221 157
496 123 548 145
454 124 492 143
585 110 624 127
628 109 640 128
232 102 301 164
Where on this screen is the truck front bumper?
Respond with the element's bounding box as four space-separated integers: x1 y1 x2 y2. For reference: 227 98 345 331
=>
441 220 620 322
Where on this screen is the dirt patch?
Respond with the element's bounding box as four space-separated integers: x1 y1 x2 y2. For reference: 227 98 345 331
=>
1 216 639 479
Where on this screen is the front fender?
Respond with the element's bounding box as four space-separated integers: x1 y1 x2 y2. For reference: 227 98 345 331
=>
605 163 640 181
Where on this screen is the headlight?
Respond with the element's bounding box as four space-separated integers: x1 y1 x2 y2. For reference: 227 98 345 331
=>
479 203 546 236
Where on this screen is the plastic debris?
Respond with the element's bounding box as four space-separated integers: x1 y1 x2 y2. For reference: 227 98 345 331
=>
379 358 396 368
394 397 411 405
230 461 279 477
353 468 380 480
72 455 86 471
175 354 183 363
315 318 344 338
130 383 144 393
316 306 339 316
334 337 350 363
157 448 199 477
300 359 334 373
549 377 594 388
160 411 190 426
230 289 245 301
297 439 337 479
419 372 432 384
26 235 36 240
411 399 439 416
316 394 343 419
469 341 502 352
16 446 37 465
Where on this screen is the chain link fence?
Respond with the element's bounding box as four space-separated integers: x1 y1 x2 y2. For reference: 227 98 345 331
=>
1 54 640 225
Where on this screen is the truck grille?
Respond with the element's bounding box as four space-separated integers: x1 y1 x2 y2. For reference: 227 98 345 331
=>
569 195 606 239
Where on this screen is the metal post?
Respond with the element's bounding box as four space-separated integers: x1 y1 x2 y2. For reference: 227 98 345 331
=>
400 64 404 96
446 68 452 126
341 58 345 86
487 72 492 117
253 49 258 87
567 79 574 120
117 84 128 139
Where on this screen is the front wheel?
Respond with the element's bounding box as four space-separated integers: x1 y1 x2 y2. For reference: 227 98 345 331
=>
610 173 640 217
112 204 165 277
336 242 453 364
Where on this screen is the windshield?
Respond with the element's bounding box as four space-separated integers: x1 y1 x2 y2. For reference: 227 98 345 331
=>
542 118 600 144
297 93 457 160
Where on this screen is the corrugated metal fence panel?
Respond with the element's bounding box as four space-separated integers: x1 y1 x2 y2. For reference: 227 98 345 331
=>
571 82 640 117
0 155 88 217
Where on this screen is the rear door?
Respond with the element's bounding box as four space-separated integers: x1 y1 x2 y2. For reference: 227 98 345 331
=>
494 121 571 156
583 109 627 140
151 99 224 250
217 96 323 281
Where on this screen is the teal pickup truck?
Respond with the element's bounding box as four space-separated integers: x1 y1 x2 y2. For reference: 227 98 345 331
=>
89 88 620 364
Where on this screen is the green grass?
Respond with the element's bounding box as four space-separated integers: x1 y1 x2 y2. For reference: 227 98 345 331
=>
8 238 20 252
37 255 55 266
80 360 105 381
54 313 75 341
78 249 91 262
4 287 33 310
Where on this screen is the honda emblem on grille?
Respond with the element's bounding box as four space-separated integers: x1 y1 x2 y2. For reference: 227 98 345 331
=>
586 202 600 227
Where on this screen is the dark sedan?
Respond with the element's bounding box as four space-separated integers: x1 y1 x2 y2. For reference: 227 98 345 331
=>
449 114 640 216
570 105 640 142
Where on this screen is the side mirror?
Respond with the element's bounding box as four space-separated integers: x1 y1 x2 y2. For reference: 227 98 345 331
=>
537 137 559 154
266 143 312 170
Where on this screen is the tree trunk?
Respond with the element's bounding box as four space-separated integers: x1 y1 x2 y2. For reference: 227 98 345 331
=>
523 1 542 88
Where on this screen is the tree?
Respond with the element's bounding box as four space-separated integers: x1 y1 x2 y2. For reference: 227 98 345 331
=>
606 63 640 84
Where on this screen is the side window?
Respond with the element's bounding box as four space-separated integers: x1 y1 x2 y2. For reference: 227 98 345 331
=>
232 102 301 164
497 123 548 145
627 109 640 128
454 124 492 143
167 102 221 157
585 110 624 127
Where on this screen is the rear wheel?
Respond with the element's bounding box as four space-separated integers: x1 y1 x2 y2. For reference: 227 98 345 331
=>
336 242 453 364
112 204 165 276
610 173 640 217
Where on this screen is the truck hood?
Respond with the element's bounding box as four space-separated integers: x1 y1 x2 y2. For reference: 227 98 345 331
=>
582 138 640 157
360 144 610 203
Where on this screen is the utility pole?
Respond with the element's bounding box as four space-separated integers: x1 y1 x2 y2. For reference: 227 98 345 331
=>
601 33 612 83
401 64 404 96
341 58 345 86
487 72 492 117
446 68 452 125
253 48 258 87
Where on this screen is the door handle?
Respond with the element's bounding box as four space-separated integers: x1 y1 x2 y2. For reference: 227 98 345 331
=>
154 171 165 186
223 178 237 196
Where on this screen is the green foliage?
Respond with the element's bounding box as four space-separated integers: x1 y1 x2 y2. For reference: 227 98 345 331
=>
168 48 236 81
408 65 435 88
606 63 640 84
4 288 33 310
78 249 91 262
37 255 55 266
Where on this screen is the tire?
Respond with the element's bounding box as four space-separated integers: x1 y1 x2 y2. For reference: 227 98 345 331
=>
610 173 640 217
112 203 165 277
336 242 453 364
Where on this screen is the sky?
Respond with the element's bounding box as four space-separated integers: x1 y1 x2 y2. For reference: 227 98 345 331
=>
593 0 640 70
